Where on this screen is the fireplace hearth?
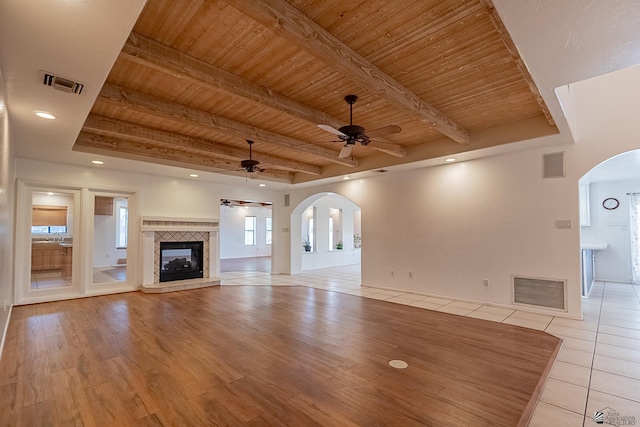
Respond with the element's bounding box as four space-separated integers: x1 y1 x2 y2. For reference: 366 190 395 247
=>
160 241 204 282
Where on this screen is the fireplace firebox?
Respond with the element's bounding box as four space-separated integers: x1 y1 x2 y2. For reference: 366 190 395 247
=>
159 241 204 282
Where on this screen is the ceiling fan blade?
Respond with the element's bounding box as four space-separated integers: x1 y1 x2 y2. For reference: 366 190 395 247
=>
318 124 347 136
366 125 402 138
339 145 353 159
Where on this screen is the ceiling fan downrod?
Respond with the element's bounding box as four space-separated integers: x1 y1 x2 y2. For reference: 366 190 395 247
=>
339 95 365 144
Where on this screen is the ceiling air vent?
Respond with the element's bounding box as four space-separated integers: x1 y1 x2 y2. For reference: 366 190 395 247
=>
41 72 84 95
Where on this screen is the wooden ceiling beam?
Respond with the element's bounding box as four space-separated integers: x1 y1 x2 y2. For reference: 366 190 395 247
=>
121 32 407 158
83 114 322 175
74 132 294 181
479 0 555 126
226 0 471 145
97 83 358 167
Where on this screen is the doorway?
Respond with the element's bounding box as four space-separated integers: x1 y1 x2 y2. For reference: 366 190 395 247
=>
219 198 272 273
29 189 78 292
91 193 129 286
579 150 640 296
290 192 361 274
14 181 138 305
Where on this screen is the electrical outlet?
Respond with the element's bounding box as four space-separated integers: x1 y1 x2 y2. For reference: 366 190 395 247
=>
409 271 413 278
483 279 489 287
3 299 7 311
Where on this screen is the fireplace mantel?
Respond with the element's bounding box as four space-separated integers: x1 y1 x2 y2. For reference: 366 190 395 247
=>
140 216 220 293
140 216 219 232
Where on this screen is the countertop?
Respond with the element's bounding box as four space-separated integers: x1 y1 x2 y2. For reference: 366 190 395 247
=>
581 243 608 250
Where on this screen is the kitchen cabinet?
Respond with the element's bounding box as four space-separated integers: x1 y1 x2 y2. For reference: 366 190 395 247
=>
31 242 62 271
61 245 73 279
94 196 114 215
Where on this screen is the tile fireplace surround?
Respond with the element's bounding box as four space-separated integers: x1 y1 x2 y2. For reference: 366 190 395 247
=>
140 217 220 293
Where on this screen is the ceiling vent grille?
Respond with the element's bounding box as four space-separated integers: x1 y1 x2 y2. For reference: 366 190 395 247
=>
512 275 567 311
41 72 84 95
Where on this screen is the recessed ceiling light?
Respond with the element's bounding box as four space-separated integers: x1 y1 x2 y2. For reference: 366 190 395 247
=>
46 192 55 196
259 183 266 187
445 158 456 163
342 175 351 180
33 110 56 120
91 160 104 165
189 174 198 178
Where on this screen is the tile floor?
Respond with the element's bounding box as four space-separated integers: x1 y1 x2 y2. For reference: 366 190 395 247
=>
30 271 71 289
30 266 127 289
221 264 640 426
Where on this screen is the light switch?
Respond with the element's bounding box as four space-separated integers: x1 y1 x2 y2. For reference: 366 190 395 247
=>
555 219 572 229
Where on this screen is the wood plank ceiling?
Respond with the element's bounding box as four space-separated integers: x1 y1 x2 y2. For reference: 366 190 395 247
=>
75 0 556 183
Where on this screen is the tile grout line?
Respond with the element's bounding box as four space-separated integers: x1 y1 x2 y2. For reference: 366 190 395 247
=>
581 281 606 427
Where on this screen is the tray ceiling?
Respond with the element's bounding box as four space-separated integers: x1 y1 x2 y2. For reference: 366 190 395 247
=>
74 0 557 183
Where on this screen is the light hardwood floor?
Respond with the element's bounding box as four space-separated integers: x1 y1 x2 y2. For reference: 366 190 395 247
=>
221 266 640 425
0 278 560 426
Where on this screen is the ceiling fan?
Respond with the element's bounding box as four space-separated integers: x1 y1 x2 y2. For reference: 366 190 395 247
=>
239 140 266 173
318 95 402 158
221 199 233 208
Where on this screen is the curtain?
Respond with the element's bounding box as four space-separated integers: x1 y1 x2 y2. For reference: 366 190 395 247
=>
629 194 640 284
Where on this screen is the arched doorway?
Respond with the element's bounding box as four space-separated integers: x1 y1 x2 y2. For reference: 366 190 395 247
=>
579 149 640 297
290 192 361 274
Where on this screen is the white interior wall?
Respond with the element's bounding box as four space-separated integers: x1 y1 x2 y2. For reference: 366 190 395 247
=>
219 205 272 259
285 148 583 316
0 68 14 352
93 198 127 267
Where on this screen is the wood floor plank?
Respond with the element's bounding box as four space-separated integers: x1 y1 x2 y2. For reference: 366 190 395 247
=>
51 368 97 427
20 399 58 427
85 380 133 427
0 383 22 427
0 286 561 426
21 351 54 407
0 335 23 387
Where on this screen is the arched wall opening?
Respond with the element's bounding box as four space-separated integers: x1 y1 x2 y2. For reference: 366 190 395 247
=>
579 149 640 297
290 192 361 274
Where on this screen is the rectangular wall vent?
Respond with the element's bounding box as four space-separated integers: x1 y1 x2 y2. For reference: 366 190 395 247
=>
41 72 84 95
543 152 565 178
284 194 290 207
512 275 566 311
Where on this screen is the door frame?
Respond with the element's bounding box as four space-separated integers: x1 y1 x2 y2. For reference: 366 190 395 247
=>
14 180 139 305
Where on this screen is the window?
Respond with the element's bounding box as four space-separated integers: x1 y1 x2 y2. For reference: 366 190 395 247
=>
328 217 333 249
31 225 67 234
116 202 128 248
245 216 256 245
266 217 272 245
